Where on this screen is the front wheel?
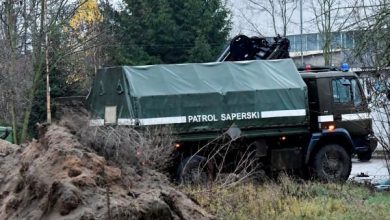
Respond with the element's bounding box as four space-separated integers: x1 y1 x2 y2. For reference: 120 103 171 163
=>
310 144 351 182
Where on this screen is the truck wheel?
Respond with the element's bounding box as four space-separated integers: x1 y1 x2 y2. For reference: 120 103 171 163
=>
176 155 214 185
357 152 372 162
311 144 351 182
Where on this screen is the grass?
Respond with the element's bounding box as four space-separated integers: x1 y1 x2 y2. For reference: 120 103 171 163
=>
184 176 390 220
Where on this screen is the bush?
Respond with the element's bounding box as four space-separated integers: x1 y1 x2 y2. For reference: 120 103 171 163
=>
185 175 390 219
59 110 175 171
83 125 175 171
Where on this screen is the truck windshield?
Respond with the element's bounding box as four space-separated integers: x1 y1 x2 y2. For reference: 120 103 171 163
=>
332 78 362 107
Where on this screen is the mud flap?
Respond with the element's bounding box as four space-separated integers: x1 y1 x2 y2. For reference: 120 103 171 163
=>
271 148 302 170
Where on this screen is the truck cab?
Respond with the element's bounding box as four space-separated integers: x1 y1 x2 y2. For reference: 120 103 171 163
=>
300 70 377 161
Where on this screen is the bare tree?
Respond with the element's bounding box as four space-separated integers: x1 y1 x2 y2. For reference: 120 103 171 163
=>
310 0 358 66
0 0 110 143
245 0 299 36
0 0 33 143
352 1 390 175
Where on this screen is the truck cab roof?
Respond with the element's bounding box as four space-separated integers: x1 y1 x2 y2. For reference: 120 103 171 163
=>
299 71 357 79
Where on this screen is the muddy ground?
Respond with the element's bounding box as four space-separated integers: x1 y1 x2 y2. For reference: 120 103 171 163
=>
0 124 213 220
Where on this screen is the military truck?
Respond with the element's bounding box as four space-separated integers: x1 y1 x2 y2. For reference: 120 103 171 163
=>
86 58 376 183
86 34 376 182
0 126 13 143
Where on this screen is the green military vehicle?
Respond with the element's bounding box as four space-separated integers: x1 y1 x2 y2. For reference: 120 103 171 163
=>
87 35 376 182
87 59 376 183
0 126 13 143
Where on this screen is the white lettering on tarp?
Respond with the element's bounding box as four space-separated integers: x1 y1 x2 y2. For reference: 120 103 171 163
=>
221 112 260 121
189 112 261 123
187 114 218 123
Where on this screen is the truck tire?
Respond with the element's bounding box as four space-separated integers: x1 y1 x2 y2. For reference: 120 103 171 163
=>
176 155 214 185
357 152 372 162
311 144 351 182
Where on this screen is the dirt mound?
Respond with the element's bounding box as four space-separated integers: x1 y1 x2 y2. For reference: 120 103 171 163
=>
0 125 214 220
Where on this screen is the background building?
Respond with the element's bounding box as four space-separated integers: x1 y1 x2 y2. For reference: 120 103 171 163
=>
267 31 357 67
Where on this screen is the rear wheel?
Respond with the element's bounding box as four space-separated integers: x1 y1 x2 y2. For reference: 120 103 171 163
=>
176 155 214 185
311 144 351 182
357 151 372 162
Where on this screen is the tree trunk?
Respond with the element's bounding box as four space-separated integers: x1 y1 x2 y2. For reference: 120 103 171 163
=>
10 100 18 144
20 68 42 143
5 0 19 143
20 0 46 143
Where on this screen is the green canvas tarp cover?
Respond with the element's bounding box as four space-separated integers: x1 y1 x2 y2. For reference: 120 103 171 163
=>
87 59 308 138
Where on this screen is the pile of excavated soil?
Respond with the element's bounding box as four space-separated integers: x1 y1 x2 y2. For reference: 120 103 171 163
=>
0 125 214 220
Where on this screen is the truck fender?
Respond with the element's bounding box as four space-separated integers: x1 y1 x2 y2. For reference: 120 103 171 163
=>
305 128 354 164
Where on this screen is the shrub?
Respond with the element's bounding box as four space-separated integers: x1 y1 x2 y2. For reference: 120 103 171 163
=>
185 175 390 220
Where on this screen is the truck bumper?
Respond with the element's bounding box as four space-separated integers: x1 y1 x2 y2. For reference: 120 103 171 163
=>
353 135 377 153
368 135 378 152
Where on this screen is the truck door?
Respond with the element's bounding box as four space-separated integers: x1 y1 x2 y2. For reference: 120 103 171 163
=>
331 77 371 135
304 79 320 132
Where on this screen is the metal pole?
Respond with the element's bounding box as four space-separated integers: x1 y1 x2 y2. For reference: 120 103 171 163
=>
300 0 303 66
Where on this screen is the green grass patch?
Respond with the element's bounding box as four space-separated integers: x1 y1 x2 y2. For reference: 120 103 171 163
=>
185 176 390 220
